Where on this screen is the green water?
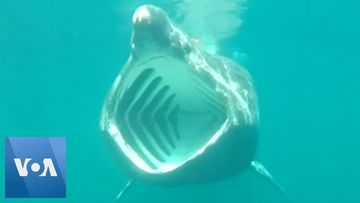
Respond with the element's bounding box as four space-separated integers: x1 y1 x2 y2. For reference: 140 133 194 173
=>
1 0 359 202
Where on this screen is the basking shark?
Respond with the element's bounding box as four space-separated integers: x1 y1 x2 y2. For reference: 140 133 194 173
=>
100 4 290 202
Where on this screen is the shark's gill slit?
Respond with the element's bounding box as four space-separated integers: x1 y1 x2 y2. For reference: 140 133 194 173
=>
116 65 188 169
117 68 162 167
153 91 175 151
168 104 180 140
141 85 173 155
154 93 178 148
128 76 167 162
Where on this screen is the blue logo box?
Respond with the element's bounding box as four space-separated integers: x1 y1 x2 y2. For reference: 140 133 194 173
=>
5 137 66 198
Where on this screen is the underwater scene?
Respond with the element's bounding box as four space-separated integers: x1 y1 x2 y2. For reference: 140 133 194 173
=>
0 0 359 202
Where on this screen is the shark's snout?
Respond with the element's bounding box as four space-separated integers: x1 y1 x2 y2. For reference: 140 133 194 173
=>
131 5 172 54
132 5 164 25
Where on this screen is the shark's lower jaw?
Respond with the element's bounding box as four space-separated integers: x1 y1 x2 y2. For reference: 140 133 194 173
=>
107 55 230 174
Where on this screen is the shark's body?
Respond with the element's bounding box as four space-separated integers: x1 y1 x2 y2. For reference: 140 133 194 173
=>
100 5 290 202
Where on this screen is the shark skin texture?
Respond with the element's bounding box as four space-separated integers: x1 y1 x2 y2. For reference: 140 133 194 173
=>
100 4 291 203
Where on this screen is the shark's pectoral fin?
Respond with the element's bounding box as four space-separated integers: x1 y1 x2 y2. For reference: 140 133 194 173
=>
115 161 291 203
233 161 292 203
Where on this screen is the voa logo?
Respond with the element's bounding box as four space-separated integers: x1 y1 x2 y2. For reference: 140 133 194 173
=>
14 158 58 177
5 137 66 198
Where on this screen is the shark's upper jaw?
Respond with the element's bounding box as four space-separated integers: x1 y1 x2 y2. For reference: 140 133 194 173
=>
131 5 172 56
130 5 193 59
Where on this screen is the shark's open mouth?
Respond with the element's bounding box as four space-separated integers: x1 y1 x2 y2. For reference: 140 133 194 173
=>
105 55 230 174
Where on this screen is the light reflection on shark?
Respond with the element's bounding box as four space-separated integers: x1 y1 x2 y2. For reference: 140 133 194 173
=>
100 5 291 203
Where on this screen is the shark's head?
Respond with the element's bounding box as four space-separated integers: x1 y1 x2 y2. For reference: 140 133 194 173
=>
130 5 192 59
101 5 258 186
